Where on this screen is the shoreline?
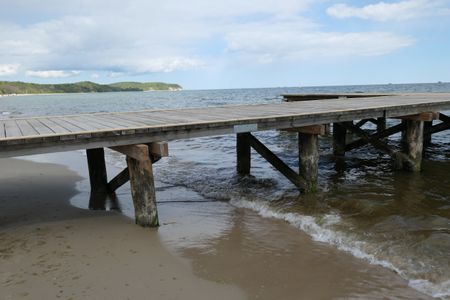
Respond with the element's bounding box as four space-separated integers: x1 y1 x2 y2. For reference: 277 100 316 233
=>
0 151 436 299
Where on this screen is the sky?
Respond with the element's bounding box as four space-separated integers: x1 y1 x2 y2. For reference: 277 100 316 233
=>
0 0 449 89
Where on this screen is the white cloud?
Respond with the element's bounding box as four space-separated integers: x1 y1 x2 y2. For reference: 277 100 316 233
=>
327 0 449 21
26 70 81 78
0 0 419 77
0 64 19 76
226 20 415 61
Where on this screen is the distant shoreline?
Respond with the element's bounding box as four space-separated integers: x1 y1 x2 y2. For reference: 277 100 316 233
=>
0 80 182 96
0 89 181 98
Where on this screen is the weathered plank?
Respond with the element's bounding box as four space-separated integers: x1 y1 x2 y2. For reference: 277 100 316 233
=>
1 93 450 159
27 118 55 135
16 119 39 136
4 120 22 138
0 121 5 138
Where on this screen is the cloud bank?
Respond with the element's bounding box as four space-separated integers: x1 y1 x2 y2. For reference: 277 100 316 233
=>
327 0 449 21
0 0 429 79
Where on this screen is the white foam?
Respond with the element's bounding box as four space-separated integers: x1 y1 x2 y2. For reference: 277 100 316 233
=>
230 197 448 299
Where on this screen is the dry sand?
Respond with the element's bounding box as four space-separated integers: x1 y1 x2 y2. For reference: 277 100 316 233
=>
0 153 433 299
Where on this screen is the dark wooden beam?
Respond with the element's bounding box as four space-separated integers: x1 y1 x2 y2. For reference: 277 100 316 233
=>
333 122 349 156
345 122 405 151
87 148 108 193
237 133 251 175
342 122 396 156
244 133 301 188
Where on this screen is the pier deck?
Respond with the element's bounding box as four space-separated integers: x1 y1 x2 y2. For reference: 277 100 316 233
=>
2 93 450 227
1 93 450 158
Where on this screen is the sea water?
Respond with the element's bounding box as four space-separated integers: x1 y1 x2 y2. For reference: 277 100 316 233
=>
2 82 449 298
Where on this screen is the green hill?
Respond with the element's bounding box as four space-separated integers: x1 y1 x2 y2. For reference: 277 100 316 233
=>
0 81 182 95
110 82 182 91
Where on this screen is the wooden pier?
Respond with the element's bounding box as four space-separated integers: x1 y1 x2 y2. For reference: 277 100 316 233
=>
1 93 450 227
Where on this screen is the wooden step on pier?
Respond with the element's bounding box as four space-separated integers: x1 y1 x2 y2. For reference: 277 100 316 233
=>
1 93 450 227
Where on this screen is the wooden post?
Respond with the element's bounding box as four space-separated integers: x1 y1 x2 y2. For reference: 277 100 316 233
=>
127 152 159 227
237 133 251 175
298 133 319 193
402 120 424 172
395 119 424 172
86 148 109 210
333 123 347 156
377 117 386 132
423 121 432 146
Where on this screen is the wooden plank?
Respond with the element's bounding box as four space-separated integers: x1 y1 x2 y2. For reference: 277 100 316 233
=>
1 93 450 160
75 115 122 130
94 114 147 128
16 119 39 136
27 118 55 135
39 118 72 134
0 120 5 138
53 117 93 132
4 120 23 138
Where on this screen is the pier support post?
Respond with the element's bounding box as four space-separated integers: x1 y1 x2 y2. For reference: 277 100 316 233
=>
333 122 347 156
126 147 159 227
423 121 432 146
395 120 424 172
402 120 424 172
377 117 386 132
86 148 109 209
298 132 319 193
237 133 251 175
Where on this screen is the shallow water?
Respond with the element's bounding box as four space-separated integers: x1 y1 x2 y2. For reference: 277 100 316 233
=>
2 82 450 298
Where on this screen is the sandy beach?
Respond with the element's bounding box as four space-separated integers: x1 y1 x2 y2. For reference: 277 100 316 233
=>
0 151 434 299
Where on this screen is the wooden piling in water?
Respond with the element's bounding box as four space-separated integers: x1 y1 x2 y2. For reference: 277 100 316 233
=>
403 120 424 172
333 123 347 156
125 144 159 227
237 133 251 175
298 132 319 192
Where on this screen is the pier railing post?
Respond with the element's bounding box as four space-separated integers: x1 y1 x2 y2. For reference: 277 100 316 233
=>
298 132 319 193
86 148 109 209
237 133 251 175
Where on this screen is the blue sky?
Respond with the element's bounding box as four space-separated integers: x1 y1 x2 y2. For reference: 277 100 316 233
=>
0 0 449 89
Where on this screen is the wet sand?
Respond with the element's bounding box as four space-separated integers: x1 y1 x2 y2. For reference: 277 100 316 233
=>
0 158 244 300
0 153 433 299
